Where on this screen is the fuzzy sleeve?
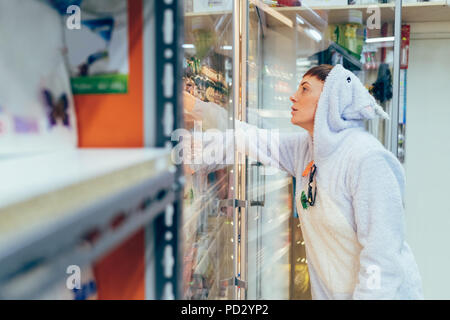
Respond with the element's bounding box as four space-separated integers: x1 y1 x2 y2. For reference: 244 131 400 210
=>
349 150 407 299
190 99 306 177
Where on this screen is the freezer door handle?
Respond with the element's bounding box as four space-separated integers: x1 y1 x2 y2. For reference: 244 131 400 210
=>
220 276 248 289
218 199 248 209
250 161 265 207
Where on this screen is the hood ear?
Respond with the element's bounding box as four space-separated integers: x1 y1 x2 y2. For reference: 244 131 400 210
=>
359 104 390 120
340 71 390 121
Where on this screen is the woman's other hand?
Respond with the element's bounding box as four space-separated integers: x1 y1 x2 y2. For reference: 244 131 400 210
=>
183 91 201 130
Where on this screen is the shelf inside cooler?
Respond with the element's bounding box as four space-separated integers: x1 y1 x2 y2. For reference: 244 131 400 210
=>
0 148 175 299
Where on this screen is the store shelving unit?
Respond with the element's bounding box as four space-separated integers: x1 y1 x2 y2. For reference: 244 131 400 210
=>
0 0 184 300
0 149 174 299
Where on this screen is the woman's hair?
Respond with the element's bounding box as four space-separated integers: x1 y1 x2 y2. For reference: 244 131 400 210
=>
304 64 334 82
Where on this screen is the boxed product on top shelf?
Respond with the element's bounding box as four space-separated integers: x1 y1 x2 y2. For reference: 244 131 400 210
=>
327 23 365 60
248 0 301 7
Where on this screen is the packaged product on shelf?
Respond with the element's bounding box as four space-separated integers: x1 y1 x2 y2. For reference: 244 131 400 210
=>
328 23 365 60
276 0 301 6
183 57 229 106
64 0 129 94
400 24 410 69
0 0 78 155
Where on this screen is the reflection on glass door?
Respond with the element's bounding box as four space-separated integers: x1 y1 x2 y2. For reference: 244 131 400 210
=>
246 0 301 300
182 1 235 300
182 0 401 300
245 0 400 300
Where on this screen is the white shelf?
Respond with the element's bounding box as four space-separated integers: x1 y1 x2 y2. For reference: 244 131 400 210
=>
0 148 176 299
185 2 450 28
0 148 173 247
0 148 171 210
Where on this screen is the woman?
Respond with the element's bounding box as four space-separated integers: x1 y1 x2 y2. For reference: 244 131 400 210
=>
183 64 424 300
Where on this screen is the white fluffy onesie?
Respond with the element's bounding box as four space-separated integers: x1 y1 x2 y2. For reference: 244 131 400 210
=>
190 64 424 299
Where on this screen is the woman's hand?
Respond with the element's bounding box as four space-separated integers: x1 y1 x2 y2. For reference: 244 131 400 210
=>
183 91 201 130
183 91 196 113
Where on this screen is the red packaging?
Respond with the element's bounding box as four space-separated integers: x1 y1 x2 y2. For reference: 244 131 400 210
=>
277 0 301 6
401 25 410 69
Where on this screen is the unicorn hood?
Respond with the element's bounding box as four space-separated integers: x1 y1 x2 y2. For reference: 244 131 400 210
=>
311 64 389 161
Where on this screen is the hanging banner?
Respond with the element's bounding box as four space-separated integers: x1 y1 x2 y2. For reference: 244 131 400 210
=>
65 1 129 94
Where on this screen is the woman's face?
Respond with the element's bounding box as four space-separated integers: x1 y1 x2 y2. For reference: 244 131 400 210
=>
290 75 324 133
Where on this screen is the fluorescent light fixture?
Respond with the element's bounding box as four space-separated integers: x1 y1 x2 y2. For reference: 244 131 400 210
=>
305 28 322 42
296 15 305 25
221 45 232 50
295 13 323 43
182 44 195 49
249 0 293 28
296 59 312 67
366 36 395 43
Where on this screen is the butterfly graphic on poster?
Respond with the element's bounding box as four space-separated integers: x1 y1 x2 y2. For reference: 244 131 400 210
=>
42 89 70 128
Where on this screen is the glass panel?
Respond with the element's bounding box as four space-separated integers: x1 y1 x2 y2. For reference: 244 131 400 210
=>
182 1 234 300
246 0 399 300
246 1 300 300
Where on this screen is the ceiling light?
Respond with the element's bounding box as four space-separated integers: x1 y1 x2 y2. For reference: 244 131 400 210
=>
296 15 305 25
366 36 395 43
305 28 322 42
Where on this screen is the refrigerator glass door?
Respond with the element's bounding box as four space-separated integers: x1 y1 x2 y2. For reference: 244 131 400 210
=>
245 0 400 300
246 1 299 300
182 2 235 300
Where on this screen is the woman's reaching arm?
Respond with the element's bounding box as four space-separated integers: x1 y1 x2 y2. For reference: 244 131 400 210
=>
182 93 307 176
